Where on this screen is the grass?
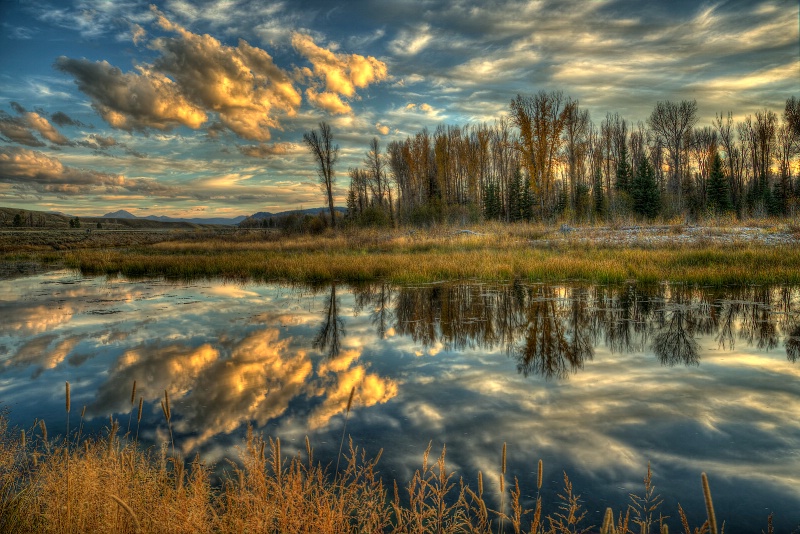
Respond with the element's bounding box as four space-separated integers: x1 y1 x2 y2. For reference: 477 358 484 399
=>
57 229 800 286
0 383 784 534
3 222 799 285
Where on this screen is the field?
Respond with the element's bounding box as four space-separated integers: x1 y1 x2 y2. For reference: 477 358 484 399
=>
2 221 800 285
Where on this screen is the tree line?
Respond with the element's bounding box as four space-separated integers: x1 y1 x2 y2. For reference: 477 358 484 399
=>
304 93 800 227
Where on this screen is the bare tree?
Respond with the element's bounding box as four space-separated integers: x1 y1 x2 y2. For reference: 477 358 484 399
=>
647 100 698 210
303 122 339 229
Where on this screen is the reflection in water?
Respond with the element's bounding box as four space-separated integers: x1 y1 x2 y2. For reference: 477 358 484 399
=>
652 306 700 367
314 284 345 358
388 282 799 377
1 274 799 533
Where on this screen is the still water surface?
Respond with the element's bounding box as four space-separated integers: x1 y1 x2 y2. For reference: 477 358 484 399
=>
1 271 799 532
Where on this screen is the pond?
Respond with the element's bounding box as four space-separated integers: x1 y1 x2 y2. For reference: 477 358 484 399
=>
1 271 799 532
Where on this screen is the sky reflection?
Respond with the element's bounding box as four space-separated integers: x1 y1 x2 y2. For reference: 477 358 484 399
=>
0 272 798 532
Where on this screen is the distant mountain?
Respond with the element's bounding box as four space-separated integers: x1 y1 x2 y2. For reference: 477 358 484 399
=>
247 207 347 220
103 209 136 219
101 210 246 226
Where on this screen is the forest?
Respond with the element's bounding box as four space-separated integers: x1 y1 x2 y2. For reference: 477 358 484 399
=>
323 93 800 228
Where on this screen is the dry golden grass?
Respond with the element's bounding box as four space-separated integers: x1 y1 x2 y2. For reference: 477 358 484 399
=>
4 222 799 285
0 398 778 534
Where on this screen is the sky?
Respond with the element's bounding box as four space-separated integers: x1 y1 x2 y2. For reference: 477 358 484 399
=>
0 0 797 219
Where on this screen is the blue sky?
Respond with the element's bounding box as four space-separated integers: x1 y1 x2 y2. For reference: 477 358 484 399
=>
0 0 797 218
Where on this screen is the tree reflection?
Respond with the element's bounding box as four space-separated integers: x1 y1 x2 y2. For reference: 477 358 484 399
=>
313 284 345 358
652 306 700 366
514 286 593 380
384 283 798 379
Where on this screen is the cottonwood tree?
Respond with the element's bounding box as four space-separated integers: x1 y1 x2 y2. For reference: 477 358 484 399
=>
303 122 339 229
510 90 570 218
647 100 698 211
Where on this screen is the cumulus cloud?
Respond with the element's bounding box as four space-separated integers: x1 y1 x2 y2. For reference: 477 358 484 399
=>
292 32 388 114
55 57 208 133
50 111 83 127
0 107 73 147
305 88 352 115
55 9 307 141
150 8 301 140
376 122 390 135
0 146 172 197
23 112 72 146
0 112 45 147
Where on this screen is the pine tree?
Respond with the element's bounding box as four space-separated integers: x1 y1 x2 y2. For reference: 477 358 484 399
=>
615 144 632 194
508 167 522 222
631 155 660 219
520 179 534 222
706 152 732 214
592 168 605 220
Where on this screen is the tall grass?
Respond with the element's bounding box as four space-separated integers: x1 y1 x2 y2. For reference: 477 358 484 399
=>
61 231 800 286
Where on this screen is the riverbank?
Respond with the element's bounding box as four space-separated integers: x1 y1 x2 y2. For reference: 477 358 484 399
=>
2 222 799 285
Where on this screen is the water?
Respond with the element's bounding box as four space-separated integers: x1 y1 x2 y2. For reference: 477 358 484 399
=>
1 271 799 532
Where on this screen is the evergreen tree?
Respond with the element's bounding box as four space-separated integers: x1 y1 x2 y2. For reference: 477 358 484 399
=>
592 168 605 220
508 167 522 222
520 179 534 222
13 213 23 227
483 182 499 220
345 185 359 219
614 144 632 193
631 155 660 219
706 152 732 214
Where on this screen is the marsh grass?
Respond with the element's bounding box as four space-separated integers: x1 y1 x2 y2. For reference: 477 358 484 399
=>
0 386 783 533
58 227 800 286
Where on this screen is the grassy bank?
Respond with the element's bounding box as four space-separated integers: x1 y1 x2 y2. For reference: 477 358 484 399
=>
57 226 800 285
3 223 799 285
0 391 746 534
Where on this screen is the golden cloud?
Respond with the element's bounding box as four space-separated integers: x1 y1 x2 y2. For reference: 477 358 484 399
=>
292 32 388 113
305 88 352 115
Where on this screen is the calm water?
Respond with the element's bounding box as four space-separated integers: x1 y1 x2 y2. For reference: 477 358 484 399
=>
1 271 799 532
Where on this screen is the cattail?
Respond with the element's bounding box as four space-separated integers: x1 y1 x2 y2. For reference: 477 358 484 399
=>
65 381 71 413
163 390 171 421
701 472 718 534
84 441 89 454
305 435 312 465
601 507 616 534
20 429 26 449
478 471 484 495
39 420 48 444
346 386 355 415
81 406 86 418
137 397 143 423
661 524 669 534
108 419 119 456
501 442 507 474
537 459 543 489
130 380 137 405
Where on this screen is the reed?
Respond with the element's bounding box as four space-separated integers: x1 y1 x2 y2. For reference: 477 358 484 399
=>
335 386 355 478
161 389 174 458
702 472 718 534
0 383 785 534
126 381 136 435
